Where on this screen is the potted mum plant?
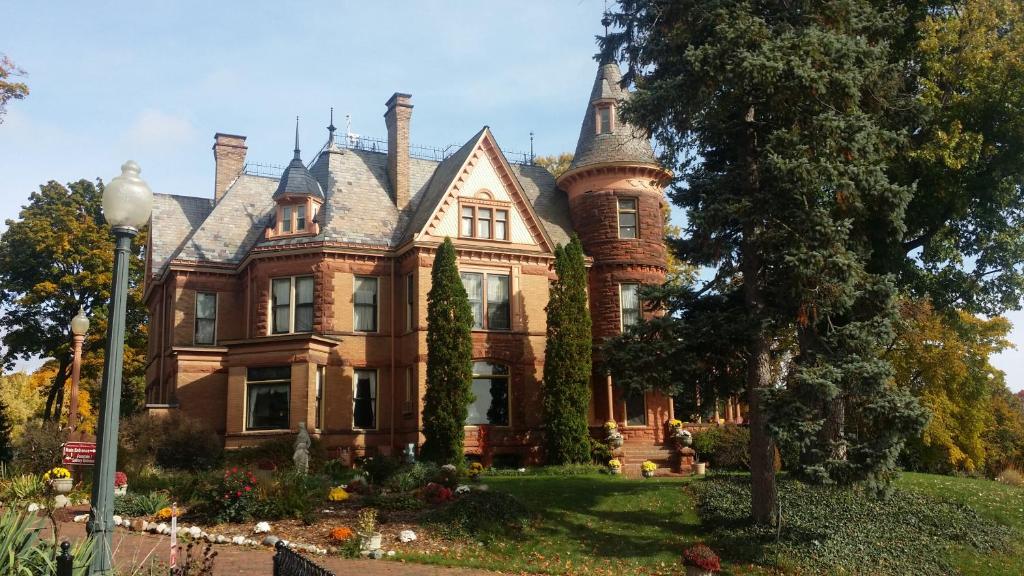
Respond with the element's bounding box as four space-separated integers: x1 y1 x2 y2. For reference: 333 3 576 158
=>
682 543 721 575
43 467 73 494
607 458 622 475
605 420 624 448
641 460 657 478
114 471 128 495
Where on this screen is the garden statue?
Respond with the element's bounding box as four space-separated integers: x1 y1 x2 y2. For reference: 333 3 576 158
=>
294 422 311 474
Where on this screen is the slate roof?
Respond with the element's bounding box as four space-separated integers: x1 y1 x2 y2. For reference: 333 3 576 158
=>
272 155 324 200
150 193 214 272
150 129 575 276
568 61 658 172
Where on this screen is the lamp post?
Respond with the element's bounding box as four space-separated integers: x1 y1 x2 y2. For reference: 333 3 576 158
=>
68 307 89 432
88 160 152 575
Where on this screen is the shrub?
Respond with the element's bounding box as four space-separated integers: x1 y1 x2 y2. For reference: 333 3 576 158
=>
12 420 66 474
365 492 427 512
113 491 172 517
258 471 326 524
996 467 1024 487
691 427 720 463
423 491 530 540
225 435 329 472
1 473 45 502
359 455 404 486
422 482 453 505
713 425 750 470
383 462 439 493
120 413 222 472
212 468 260 523
589 437 613 466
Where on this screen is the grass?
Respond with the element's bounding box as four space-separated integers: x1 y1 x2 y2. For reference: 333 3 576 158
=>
895 472 1024 576
401 474 716 576
398 470 1024 576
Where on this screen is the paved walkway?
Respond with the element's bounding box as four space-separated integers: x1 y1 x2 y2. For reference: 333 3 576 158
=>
55 520 506 576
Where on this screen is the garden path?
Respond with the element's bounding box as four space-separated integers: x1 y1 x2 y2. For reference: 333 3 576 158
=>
54 519 507 575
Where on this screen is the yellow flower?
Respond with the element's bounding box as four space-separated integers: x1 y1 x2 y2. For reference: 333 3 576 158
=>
604 421 617 430
156 507 173 520
328 486 349 502
668 419 683 428
43 467 71 481
608 459 622 469
641 460 657 472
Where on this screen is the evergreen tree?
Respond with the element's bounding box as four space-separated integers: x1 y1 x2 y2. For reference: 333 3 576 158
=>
420 237 474 465
605 0 929 520
0 399 13 465
542 236 593 464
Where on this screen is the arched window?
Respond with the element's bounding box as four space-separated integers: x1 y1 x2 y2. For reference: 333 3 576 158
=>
467 361 509 426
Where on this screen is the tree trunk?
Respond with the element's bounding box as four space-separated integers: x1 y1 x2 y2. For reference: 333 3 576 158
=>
44 356 71 422
742 104 777 525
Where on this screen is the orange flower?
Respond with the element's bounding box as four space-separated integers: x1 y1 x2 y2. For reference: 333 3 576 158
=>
330 527 354 542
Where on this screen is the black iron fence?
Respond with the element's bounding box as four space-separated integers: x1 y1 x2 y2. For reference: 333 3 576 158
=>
273 541 336 576
56 541 74 576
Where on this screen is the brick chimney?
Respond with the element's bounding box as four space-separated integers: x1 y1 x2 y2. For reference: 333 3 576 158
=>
212 133 247 203
384 93 413 210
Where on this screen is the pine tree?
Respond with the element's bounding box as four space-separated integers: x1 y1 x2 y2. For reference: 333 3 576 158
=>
420 237 474 465
542 236 593 464
605 0 929 520
0 399 14 465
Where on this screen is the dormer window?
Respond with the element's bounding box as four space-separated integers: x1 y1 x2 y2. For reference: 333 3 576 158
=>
460 200 510 241
296 205 306 231
271 201 318 237
282 206 293 233
596 103 615 134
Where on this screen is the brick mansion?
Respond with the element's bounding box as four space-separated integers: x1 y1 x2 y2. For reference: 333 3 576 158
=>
145 57 713 465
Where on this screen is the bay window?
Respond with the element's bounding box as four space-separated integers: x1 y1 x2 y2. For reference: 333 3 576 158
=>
246 366 291 430
272 276 314 334
354 276 379 332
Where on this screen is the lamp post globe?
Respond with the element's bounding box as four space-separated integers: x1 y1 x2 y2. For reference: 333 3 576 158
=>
102 160 153 231
89 161 152 575
70 307 90 336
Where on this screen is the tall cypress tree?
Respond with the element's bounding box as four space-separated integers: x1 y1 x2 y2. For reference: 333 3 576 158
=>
542 236 593 464
421 237 474 465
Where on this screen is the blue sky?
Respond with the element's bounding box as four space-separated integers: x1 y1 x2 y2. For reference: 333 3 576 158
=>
2 0 1022 390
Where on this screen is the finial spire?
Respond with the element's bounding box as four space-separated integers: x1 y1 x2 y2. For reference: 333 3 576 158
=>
293 116 301 159
327 108 336 145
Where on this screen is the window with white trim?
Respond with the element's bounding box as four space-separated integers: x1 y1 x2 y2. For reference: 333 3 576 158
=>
618 198 638 239
620 283 641 329
194 292 217 345
353 369 377 429
354 276 379 332
271 276 314 334
461 272 510 330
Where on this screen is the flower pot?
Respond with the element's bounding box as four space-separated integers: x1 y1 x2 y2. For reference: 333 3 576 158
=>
695 462 706 476
686 566 715 576
50 478 73 494
607 435 624 449
360 532 382 552
609 468 622 475
114 485 127 496
642 470 655 478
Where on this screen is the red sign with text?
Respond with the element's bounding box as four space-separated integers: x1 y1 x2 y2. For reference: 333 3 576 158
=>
63 442 97 466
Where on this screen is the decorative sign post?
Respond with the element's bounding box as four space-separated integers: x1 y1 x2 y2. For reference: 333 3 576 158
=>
63 440 97 466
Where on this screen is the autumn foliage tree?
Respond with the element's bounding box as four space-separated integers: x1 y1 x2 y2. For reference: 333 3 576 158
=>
0 179 148 420
0 53 28 123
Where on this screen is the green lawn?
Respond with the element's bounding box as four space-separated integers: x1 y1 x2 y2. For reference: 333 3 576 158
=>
895 473 1024 576
399 471 1024 576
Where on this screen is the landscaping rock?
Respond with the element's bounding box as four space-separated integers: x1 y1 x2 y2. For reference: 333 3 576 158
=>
73 514 89 523
215 535 228 544
262 535 280 547
188 526 202 539
369 549 384 560
112 515 122 526
155 522 168 534
253 521 271 533
387 551 396 557
231 536 246 545
54 495 70 509
399 529 417 543
27 503 40 512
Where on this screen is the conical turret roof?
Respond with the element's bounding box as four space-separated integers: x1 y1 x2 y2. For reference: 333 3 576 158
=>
273 118 325 200
568 61 658 173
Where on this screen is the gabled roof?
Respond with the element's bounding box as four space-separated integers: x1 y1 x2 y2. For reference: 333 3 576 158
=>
568 61 658 172
149 129 574 275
